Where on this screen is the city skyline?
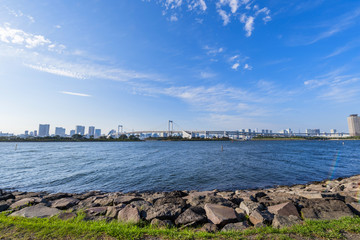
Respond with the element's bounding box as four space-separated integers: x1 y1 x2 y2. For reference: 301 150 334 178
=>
1 1 360 134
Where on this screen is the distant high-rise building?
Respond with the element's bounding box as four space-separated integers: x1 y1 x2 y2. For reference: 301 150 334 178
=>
55 127 66 137
24 130 29 136
76 125 85 135
348 114 360 136
306 129 320 135
70 130 75 137
38 124 50 137
34 130 37 137
88 126 95 136
330 129 337 134
94 129 101 138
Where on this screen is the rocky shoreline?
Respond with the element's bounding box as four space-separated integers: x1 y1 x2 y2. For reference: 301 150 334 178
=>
1 175 360 232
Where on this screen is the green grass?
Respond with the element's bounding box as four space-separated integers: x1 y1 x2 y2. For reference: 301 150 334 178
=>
1 212 360 239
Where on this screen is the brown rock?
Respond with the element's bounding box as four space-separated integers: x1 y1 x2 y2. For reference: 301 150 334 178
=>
118 205 141 223
10 205 60 218
85 207 107 216
204 204 237 226
301 199 354 220
239 201 264 215
114 196 143 205
267 202 300 218
106 205 125 218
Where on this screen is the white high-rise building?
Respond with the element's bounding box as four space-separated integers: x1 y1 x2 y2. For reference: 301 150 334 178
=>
55 127 66 137
38 124 50 137
88 126 95 136
76 125 85 135
348 114 360 136
95 129 101 138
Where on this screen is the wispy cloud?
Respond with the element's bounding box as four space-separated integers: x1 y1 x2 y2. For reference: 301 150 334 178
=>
5 6 35 23
203 45 224 55
304 68 360 102
244 63 252 70
240 14 254 37
60 91 91 97
324 39 360 59
231 63 240 70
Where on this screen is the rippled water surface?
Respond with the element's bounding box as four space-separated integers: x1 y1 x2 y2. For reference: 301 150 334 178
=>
0 141 359 193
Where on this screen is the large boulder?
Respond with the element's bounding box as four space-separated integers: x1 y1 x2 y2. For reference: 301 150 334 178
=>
51 197 79 210
0 202 9 212
300 199 354 220
0 193 15 201
118 205 141 223
221 222 249 232
201 223 218 233
150 218 174 228
175 207 206 226
272 215 302 229
154 197 187 208
204 204 237 226
267 202 300 218
249 209 273 225
106 205 125 218
43 193 73 201
85 207 108 217
10 197 42 209
145 203 183 221
114 196 143 205
239 201 265 215
10 205 60 218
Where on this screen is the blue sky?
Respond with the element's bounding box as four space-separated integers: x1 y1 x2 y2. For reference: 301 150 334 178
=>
1 0 360 134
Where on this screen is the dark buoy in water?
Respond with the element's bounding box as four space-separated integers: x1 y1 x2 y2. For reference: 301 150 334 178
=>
221 145 223 151
15 144 17 151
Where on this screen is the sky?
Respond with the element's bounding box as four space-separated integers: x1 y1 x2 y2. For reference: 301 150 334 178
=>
1 0 360 134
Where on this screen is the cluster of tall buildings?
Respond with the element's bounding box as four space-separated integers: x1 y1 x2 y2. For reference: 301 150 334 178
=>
37 124 102 138
347 114 360 136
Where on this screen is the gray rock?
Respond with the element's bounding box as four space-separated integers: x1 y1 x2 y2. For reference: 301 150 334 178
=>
43 193 72 201
106 205 125 218
201 223 218 233
175 207 206 226
301 199 354 220
239 201 264 215
267 202 300 218
93 197 114 206
348 202 360 215
114 196 143 205
10 205 60 218
118 205 141 223
154 197 187 208
150 218 174 228
235 208 246 221
221 222 249 232
249 209 274 225
0 202 9 212
145 203 183 221
10 197 42 209
85 207 108 216
272 215 302 229
58 212 77 220
204 204 237 226
52 197 79 210
0 193 15 201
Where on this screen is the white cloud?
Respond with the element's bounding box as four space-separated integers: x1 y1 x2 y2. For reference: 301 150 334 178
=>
229 55 239 61
244 63 252 70
240 14 254 37
200 71 216 78
170 15 178 21
231 63 240 70
6 7 35 23
25 64 87 79
0 23 51 48
218 9 231 25
203 45 224 55
188 0 207 11
55 25 62 29
60 91 91 97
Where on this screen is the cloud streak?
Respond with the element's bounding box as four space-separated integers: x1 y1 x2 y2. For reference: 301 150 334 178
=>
60 91 91 97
